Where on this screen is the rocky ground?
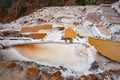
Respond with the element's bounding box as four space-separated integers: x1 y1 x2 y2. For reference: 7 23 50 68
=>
0 0 118 23
0 1 120 80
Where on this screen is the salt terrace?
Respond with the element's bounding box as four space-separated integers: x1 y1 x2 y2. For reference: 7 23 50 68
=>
0 1 120 80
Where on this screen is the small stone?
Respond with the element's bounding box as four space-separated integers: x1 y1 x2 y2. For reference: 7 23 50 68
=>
89 61 99 70
40 73 51 80
23 20 28 24
89 74 99 80
80 75 89 80
57 27 64 31
27 67 40 77
7 62 17 68
53 71 61 77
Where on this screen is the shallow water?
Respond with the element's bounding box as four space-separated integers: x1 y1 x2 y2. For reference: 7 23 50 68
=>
89 37 120 62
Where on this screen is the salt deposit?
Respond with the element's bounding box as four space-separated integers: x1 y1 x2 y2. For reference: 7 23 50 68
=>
0 3 120 79
91 26 111 39
0 43 96 73
76 27 93 37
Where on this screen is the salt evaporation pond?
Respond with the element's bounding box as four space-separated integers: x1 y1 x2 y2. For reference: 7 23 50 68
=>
0 43 96 73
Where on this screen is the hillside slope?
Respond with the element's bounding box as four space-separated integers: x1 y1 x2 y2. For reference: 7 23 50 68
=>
0 0 118 23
